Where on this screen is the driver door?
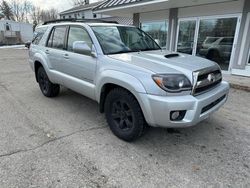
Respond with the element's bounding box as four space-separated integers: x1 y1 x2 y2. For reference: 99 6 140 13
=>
62 26 97 83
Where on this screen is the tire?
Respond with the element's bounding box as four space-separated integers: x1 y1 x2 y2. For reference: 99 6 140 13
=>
207 50 221 63
37 67 60 97
104 88 146 142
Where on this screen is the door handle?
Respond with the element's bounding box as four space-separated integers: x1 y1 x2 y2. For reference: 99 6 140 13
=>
45 50 50 55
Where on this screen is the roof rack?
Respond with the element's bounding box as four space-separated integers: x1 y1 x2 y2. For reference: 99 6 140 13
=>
43 18 118 25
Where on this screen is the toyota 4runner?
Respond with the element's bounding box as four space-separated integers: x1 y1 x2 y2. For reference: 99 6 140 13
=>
28 19 230 141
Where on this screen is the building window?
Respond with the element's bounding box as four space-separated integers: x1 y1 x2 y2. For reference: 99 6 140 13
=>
69 15 71 18
177 16 238 71
141 20 168 48
63 16 65 19
196 17 237 70
5 24 10 31
93 14 97 18
177 20 196 55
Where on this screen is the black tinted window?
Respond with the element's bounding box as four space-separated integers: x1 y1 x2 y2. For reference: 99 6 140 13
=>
32 27 48 45
47 26 67 49
67 27 92 52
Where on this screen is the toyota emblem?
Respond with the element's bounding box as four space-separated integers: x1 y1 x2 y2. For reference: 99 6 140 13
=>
207 73 216 82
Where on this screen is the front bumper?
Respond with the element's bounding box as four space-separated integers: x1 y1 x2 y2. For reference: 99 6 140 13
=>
138 81 230 128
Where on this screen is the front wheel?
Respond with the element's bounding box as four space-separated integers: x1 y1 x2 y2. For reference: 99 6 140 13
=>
37 67 60 97
104 88 146 142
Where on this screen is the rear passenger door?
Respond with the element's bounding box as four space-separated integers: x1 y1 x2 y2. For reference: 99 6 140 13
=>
63 26 97 83
46 26 67 72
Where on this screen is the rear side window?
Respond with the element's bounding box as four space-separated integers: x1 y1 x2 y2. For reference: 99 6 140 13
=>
47 26 67 50
32 27 48 45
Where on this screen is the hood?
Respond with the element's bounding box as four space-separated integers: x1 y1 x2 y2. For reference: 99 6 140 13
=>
108 50 218 75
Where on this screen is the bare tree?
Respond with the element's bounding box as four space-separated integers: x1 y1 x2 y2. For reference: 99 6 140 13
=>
31 5 41 29
10 0 33 22
11 0 25 22
23 0 33 22
0 0 14 20
40 8 58 22
31 6 58 29
71 0 89 6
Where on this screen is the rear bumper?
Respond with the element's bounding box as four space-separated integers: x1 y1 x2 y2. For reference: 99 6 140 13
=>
138 81 230 128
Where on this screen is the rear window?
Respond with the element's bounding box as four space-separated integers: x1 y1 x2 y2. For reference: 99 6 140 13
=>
32 27 48 45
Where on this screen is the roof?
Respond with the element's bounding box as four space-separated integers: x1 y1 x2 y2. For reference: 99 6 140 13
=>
37 22 131 29
39 17 132 27
60 1 102 15
94 0 148 11
42 19 118 25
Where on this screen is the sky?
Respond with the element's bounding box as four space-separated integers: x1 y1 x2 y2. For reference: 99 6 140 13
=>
5 0 101 12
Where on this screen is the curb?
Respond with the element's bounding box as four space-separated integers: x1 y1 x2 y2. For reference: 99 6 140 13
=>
229 83 250 92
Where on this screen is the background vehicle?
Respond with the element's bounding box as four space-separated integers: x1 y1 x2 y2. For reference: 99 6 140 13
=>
198 37 234 63
28 19 229 141
177 41 193 54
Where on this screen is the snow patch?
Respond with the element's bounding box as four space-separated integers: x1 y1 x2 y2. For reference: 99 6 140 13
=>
0 45 26 49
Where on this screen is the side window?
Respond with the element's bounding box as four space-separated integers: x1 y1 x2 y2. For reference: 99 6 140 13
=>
67 27 93 52
5 24 11 31
32 27 48 45
52 27 67 49
47 26 67 49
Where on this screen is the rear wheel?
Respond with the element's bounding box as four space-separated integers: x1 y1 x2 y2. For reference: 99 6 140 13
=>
37 67 60 97
104 88 146 142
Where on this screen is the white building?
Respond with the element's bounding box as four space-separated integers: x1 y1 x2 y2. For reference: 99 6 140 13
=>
59 1 133 25
94 0 250 77
0 20 33 45
59 1 103 20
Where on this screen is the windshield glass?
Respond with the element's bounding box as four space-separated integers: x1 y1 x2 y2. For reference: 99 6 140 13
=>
91 26 161 55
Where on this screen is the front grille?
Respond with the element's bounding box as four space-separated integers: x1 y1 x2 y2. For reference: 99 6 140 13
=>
201 95 226 114
193 67 222 96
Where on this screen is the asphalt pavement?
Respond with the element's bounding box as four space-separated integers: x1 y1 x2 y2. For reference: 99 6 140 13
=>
0 49 249 188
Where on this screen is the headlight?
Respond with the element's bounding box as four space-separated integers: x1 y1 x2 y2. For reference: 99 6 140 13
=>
152 74 192 93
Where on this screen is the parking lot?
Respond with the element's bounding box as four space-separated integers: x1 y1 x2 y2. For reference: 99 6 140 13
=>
0 48 249 187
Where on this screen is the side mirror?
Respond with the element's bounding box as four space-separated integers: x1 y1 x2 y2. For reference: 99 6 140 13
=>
25 41 31 49
73 41 93 56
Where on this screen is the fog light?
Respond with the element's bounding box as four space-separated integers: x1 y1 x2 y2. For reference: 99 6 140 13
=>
171 111 180 120
170 111 186 121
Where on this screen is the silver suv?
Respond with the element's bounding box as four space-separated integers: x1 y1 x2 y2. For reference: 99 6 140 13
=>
28 20 230 141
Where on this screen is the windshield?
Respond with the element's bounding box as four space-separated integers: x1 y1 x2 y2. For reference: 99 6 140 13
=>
91 26 161 55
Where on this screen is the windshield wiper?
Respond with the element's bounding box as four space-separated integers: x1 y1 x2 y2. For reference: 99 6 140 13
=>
108 50 132 55
140 48 160 52
108 49 141 55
